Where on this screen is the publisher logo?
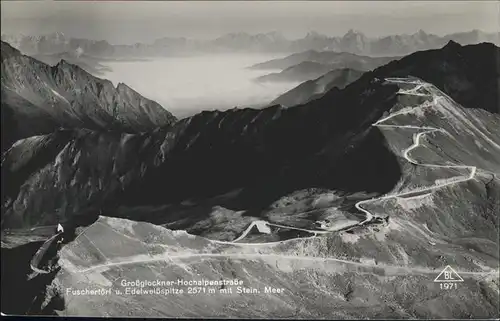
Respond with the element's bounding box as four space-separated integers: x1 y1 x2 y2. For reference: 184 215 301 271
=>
434 265 464 283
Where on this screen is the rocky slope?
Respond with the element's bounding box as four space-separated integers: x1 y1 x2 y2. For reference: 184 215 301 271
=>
2 41 498 230
1 41 177 147
2 42 500 318
271 68 364 107
26 170 500 317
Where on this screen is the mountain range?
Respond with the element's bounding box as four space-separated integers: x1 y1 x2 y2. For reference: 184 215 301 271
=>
270 68 364 107
1 40 499 317
1 41 176 151
2 29 499 57
252 50 397 83
249 50 398 70
255 61 336 83
2 40 499 228
32 51 112 76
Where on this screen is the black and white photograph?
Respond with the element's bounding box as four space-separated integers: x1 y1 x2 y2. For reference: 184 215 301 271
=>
1 0 499 318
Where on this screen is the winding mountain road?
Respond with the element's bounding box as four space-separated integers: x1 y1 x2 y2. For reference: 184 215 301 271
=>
229 220 329 244
232 78 480 239
228 78 481 241
27 78 485 257
78 251 496 277
57 77 498 280
30 231 63 274
354 78 478 226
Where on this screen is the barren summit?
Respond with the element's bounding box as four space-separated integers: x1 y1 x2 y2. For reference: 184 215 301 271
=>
1 41 177 146
43 209 498 317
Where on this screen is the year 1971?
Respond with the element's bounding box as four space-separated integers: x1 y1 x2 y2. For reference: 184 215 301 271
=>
439 283 458 290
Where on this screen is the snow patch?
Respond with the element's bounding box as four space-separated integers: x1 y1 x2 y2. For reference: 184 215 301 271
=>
50 88 70 104
359 257 376 265
396 247 410 265
396 193 435 211
311 192 339 207
11 135 46 149
387 218 405 232
54 143 71 168
171 230 189 237
72 150 81 166
474 139 486 150
101 217 137 237
340 231 360 244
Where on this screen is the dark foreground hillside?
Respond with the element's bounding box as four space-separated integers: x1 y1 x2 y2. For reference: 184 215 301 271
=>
2 41 499 229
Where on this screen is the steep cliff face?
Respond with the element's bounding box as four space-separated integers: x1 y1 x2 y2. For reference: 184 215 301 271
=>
1 41 177 146
1 129 168 227
1 241 60 315
0 105 402 229
2 42 498 231
0 41 22 61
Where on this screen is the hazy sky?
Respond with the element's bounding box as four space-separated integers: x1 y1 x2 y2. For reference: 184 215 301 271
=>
1 1 498 44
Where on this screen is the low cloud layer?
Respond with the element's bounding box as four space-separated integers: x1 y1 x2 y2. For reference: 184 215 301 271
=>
101 54 300 118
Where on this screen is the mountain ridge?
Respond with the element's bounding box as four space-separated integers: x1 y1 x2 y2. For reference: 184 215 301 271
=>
2 42 499 318
271 68 364 107
2 41 499 230
2 29 499 58
1 41 177 148
249 50 398 70
255 61 337 83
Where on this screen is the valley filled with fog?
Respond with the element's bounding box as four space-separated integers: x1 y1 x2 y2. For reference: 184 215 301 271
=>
101 54 300 118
